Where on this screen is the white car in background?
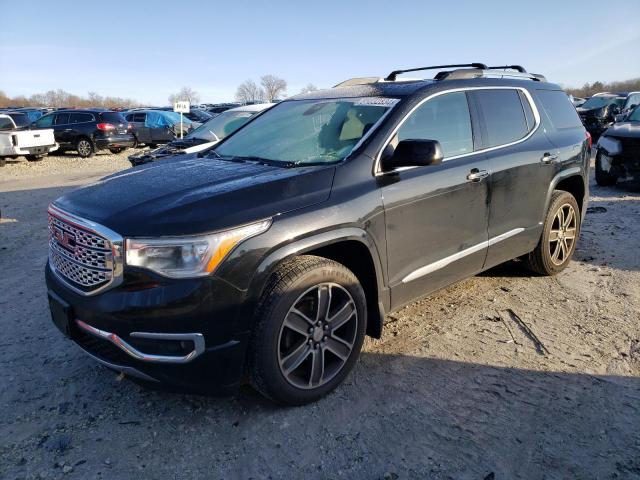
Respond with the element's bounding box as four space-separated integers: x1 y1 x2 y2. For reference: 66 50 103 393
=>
0 112 59 167
128 103 274 166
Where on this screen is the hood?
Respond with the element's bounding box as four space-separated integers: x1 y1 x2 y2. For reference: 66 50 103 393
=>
577 106 604 117
54 156 335 236
602 121 640 139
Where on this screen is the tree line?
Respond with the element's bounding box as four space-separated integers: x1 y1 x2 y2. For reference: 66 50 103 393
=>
565 78 640 98
0 89 141 109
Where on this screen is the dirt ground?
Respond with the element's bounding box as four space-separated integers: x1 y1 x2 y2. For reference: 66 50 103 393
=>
1 150 639 480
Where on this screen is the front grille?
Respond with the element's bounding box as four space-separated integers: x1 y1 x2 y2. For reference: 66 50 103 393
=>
48 213 114 293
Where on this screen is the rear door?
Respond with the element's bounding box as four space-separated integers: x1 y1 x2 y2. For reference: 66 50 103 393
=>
53 113 72 146
379 91 491 309
68 113 94 142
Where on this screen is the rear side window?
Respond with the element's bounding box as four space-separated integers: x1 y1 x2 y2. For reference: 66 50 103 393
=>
54 113 70 125
536 90 583 129
474 89 529 148
397 91 473 158
99 112 126 124
0 117 14 130
70 113 93 123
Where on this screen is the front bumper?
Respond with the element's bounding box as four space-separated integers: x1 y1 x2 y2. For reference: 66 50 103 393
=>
95 134 136 150
45 262 251 393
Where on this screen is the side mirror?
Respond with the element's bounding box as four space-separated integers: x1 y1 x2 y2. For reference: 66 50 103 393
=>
388 139 444 169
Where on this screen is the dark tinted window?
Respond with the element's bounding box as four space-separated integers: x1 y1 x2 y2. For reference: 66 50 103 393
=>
99 112 126 124
70 113 93 123
0 117 14 130
35 114 54 128
54 113 70 125
537 90 583 129
397 91 473 158
475 89 528 147
132 113 146 122
8 113 30 128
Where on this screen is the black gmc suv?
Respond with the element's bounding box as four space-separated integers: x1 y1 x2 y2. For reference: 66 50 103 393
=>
46 64 590 405
33 110 135 157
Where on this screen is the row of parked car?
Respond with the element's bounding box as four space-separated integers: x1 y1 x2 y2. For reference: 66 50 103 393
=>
0 103 271 166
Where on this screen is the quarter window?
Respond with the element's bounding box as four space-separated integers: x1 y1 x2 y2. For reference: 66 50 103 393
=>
396 91 473 158
536 90 583 130
474 89 529 148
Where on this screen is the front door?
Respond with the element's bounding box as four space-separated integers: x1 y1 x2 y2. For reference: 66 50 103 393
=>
379 91 490 309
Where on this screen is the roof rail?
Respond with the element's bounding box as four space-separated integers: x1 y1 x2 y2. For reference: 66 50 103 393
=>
435 68 546 82
489 65 527 73
385 63 488 81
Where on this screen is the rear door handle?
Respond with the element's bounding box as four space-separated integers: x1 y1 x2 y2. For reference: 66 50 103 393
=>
467 169 489 182
541 152 558 164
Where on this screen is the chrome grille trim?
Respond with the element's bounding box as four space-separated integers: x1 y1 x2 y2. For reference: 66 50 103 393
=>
47 205 124 296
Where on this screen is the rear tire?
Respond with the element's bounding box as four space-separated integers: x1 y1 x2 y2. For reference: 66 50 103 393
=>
76 138 94 158
595 150 617 186
25 154 44 162
248 255 367 405
523 190 580 276
0 158 6 167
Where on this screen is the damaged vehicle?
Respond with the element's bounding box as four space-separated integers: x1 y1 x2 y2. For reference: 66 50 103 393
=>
128 103 273 166
0 112 58 167
124 110 193 148
577 93 626 140
46 63 590 405
595 105 640 186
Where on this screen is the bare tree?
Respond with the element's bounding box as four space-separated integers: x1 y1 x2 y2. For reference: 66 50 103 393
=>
300 83 319 94
168 86 201 106
261 75 287 102
235 80 264 103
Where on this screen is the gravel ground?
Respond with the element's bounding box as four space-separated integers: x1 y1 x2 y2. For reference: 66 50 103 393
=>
1 152 639 480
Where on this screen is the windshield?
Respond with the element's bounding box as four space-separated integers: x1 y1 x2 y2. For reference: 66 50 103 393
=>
213 98 397 165
581 96 624 110
628 107 640 122
187 110 256 142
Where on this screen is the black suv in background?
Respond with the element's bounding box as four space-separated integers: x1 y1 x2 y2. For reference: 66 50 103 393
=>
33 110 135 157
577 93 626 140
46 64 590 405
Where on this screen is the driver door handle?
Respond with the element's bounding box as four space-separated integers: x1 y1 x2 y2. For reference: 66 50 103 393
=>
541 152 559 164
467 168 489 182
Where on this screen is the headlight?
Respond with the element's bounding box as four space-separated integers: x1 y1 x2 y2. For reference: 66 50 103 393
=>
125 219 271 278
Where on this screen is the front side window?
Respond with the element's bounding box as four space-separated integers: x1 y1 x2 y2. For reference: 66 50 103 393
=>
628 106 640 122
474 89 530 147
35 114 54 128
581 96 619 110
214 98 397 165
395 91 473 158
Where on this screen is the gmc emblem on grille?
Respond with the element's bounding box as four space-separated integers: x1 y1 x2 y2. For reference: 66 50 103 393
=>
54 226 77 251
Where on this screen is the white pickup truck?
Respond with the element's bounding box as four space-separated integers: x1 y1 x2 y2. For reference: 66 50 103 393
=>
0 112 59 167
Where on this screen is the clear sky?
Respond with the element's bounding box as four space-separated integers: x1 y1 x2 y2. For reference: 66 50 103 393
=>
1 0 639 105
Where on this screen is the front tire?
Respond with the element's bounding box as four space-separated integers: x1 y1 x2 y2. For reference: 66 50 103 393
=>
595 150 617 186
248 255 367 405
523 190 580 275
76 138 94 158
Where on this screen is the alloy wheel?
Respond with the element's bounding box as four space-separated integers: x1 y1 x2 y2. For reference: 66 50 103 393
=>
78 140 92 157
277 283 358 390
549 203 577 266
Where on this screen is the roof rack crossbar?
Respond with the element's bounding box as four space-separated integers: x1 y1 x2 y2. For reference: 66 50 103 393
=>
385 63 488 81
488 65 527 73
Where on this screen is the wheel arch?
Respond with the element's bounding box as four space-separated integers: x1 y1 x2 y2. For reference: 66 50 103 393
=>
543 167 587 220
248 228 388 339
